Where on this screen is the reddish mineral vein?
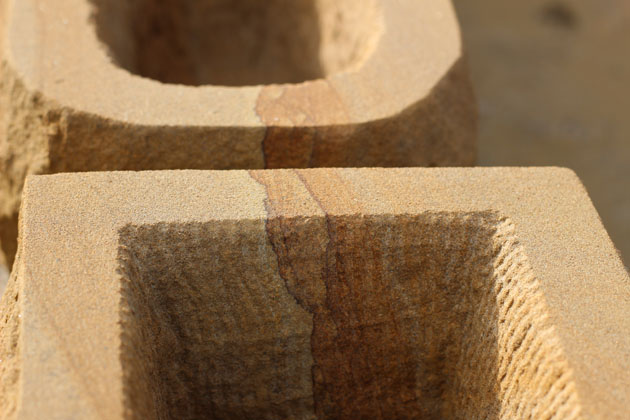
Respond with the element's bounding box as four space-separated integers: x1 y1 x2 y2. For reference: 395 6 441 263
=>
255 81 350 169
250 170 424 419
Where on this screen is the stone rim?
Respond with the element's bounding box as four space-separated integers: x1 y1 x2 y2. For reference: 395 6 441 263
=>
7 0 464 127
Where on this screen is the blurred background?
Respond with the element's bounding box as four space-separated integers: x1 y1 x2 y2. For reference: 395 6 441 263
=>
453 0 630 268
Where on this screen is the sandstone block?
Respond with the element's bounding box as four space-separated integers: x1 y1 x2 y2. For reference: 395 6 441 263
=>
1 168 628 419
0 0 476 273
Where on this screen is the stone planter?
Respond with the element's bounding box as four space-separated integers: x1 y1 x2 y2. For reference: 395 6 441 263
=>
2 168 628 419
0 0 476 275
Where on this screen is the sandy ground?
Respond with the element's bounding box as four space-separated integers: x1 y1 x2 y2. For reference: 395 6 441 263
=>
454 0 630 267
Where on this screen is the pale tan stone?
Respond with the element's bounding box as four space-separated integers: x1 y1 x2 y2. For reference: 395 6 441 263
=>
0 0 476 274
1 168 628 419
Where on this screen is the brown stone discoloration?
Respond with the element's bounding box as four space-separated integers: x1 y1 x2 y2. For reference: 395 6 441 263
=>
256 81 351 169
252 169 428 417
255 57 478 170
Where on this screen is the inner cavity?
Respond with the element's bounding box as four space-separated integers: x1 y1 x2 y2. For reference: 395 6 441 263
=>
116 214 580 420
90 0 383 86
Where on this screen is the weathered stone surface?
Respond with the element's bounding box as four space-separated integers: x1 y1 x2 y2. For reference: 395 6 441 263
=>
0 0 476 274
453 0 630 267
1 168 628 419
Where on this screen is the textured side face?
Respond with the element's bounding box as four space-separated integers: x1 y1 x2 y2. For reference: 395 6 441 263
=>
116 213 580 420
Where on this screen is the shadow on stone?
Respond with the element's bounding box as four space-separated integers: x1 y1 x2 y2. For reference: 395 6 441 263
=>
89 0 348 86
116 213 578 419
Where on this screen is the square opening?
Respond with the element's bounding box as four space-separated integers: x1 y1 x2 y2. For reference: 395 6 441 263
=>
116 213 579 419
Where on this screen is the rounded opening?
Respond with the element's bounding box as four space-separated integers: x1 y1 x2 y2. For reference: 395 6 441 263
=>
89 0 383 87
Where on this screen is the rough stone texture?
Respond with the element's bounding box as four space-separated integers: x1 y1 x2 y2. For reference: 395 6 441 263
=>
453 0 630 267
0 0 476 274
1 168 629 419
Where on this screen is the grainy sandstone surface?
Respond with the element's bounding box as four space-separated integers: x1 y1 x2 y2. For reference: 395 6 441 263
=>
454 0 630 267
1 168 628 419
0 0 476 275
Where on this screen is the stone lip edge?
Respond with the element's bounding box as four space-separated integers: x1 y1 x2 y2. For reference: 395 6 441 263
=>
5 0 464 127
